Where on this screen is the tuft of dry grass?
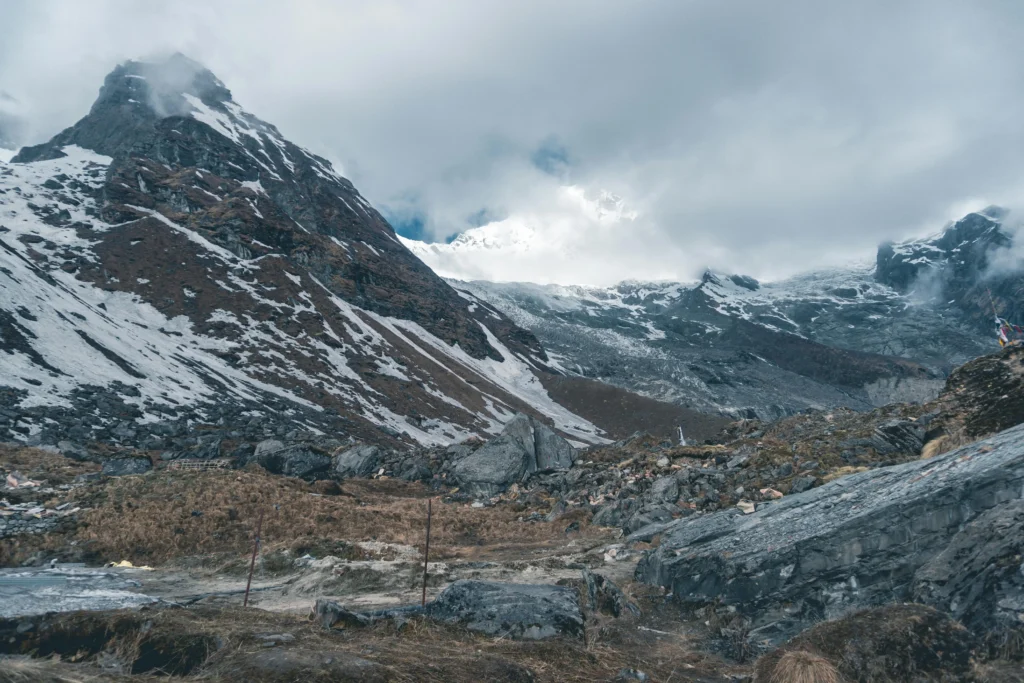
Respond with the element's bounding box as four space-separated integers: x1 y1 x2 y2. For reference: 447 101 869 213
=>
766 651 842 683
820 466 868 483
920 426 975 460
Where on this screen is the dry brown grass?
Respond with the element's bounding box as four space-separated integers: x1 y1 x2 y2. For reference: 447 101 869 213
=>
920 426 975 460
820 466 869 483
4 602 743 683
765 651 842 683
0 598 745 683
0 444 100 486
65 467 606 565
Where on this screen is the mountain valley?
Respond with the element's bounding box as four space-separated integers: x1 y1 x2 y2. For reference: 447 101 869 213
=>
2 54 1024 683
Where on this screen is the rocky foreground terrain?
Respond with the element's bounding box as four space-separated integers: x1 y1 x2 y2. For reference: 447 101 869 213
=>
3 51 1024 683
1 344 1022 681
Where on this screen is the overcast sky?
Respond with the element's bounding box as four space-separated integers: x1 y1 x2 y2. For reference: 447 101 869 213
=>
2 0 1024 284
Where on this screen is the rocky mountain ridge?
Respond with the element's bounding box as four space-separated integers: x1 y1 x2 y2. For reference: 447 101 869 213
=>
427 209 1022 420
875 205 1024 330
0 54 605 453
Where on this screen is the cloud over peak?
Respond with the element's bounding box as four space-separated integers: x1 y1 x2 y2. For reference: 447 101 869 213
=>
3 0 1024 282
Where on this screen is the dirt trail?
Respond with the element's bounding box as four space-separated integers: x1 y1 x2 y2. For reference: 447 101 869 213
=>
2 535 639 619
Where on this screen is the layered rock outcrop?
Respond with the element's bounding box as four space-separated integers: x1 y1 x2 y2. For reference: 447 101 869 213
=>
636 422 1024 643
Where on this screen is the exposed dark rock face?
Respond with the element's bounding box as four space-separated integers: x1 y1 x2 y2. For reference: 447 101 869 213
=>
870 418 925 454
876 207 1024 334
100 457 152 476
253 439 332 478
581 568 639 619
453 413 576 496
635 422 1024 644
426 580 584 640
876 209 1011 292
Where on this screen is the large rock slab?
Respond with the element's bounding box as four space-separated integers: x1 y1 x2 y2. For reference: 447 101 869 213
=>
912 500 1024 635
453 414 576 496
254 439 330 479
870 418 924 455
331 444 381 479
635 422 1024 643
426 580 584 640
101 456 151 476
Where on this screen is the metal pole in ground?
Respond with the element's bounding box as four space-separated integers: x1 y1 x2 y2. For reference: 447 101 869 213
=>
243 509 264 608
421 498 432 607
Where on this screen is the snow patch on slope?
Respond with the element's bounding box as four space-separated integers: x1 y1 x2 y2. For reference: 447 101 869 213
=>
0 147 604 446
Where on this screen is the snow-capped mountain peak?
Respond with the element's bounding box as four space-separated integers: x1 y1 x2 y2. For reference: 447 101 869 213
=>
0 55 605 450
400 185 641 283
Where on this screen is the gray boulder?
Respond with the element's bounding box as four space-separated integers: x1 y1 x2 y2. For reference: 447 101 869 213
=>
331 444 381 479
254 439 330 479
101 457 151 476
314 598 372 629
646 476 679 504
592 499 634 528
635 422 1024 644
533 421 576 471
453 414 576 496
452 432 531 496
57 440 91 462
624 504 676 534
871 419 925 455
789 475 817 494
427 580 584 640
398 461 433 482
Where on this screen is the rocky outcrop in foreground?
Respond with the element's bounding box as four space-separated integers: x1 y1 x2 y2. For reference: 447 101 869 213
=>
636 421 1024 644
452 414 576 495
426 580 585 640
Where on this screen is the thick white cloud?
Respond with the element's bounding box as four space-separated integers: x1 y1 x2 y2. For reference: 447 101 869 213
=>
2 0 1024 284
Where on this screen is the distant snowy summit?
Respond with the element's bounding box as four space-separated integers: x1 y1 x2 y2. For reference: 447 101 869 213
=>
400 186 643 283
438 207 1023 419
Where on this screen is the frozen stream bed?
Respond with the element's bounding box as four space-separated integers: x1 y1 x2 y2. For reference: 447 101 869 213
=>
0 566 159 617
0 539 637 619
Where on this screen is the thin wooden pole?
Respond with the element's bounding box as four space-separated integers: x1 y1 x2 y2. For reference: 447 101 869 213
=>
243 509 264 608
421 499 432 607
